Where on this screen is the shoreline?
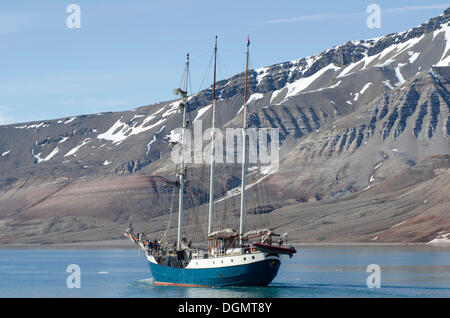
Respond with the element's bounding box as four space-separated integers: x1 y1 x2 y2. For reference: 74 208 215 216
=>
0 239 135 250
0 239 449 250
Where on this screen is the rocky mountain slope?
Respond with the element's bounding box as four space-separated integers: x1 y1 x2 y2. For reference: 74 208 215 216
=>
0 8 449 244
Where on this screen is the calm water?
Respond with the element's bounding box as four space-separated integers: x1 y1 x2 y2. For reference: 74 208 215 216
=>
0 245 449 298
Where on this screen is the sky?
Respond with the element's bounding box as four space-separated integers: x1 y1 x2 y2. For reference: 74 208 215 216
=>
0 0 448 124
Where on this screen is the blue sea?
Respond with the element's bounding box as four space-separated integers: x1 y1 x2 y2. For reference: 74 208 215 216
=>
0 245 449 298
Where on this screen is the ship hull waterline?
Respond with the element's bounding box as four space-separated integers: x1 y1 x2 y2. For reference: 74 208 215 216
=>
146 254 281 287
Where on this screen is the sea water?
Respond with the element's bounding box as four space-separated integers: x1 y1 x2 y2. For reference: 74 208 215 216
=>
0 245 449 298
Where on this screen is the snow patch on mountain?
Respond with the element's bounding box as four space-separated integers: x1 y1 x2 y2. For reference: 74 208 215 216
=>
166 129 182 143
383 80 395 90
436 53 450 66
408 51 420 64
15 122 48 129
338 63 358 78
32 147 59 163
29 123 47 129
255 67 270 85
391 220 406 228
162 101 181 118
193 104 212 123
63 117 77 124
247 93 264 104
146 135 158 156
146 125 166 156
360 82 372 95
260 160 279 175
269 89 285 104
97 115 166 144
337 33 427 79
278 63 340 102
434 23 450 66
131 114 145 121
435 24 450 66
2 150 11 157
299 80 343 95
428 232 450 244
394 64 407 86
59 136 69 143
64 139 91 157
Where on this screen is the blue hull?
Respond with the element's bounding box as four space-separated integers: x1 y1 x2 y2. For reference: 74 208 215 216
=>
148 258 281 287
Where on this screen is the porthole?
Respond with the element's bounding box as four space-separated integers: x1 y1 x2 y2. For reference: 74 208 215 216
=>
244 257 246 261
231 259 233 262
252 256 255 259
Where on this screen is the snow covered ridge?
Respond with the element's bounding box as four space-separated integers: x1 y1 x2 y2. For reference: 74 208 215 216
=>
251 15 449 95
14 116 78 129
1 9 447 172
15 122 50 129
57 117 77 124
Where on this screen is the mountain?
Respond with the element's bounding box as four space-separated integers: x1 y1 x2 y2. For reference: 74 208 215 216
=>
0 8 449 245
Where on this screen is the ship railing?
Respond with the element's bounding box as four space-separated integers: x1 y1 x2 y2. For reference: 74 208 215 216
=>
239 246 258 254
191 248 208 259
207 246 258 258
208 247 226 258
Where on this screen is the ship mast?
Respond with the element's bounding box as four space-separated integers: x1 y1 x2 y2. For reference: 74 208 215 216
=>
175 53 190 250
239 37 250 246
208 36 218 236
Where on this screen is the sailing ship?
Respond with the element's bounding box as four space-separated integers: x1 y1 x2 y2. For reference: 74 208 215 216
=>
124 36 296 287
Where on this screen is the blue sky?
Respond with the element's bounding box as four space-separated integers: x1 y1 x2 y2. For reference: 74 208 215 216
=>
0 1 448 124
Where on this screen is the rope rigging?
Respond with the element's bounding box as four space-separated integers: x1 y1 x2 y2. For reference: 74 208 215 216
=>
155 38 274 245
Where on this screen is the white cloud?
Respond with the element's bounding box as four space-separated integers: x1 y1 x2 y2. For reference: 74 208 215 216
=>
254 4 449 25
255 13 338 25
382 4 449 14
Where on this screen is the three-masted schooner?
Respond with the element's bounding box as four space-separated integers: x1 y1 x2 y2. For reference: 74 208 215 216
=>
125 36 296 287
